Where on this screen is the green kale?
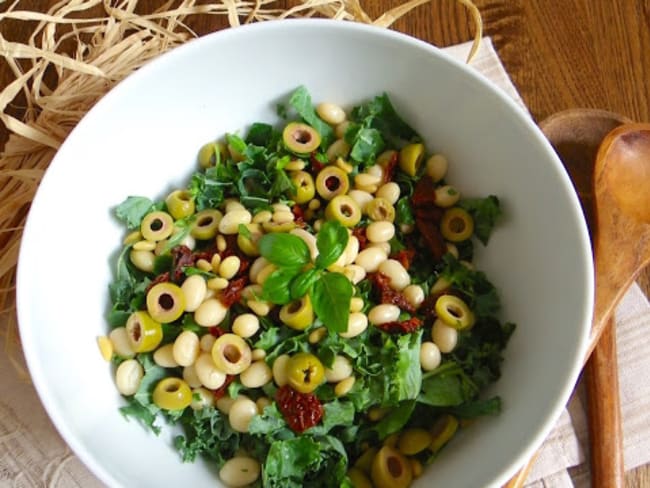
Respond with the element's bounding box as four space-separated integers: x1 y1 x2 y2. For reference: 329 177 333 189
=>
114 196 154 229
458 195 502 245
288 86 334 148
119 354 166 434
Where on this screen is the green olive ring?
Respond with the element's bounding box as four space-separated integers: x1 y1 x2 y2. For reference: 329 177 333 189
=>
165 189 196 220
283 122 321 153
146 282 186 323
190 208 223 240
325 195 362 227
434 294 476 330
440 207 474 242
315 165 350 200
141 211 174 242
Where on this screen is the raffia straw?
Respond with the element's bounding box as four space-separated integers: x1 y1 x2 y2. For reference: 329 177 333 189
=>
0 0 482 375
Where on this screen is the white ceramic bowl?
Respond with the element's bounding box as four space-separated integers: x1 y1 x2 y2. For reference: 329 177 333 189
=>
17 19 593 488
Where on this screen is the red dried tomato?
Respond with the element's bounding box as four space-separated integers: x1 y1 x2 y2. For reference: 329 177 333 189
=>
411 176 437 208
276 385 324 433
382 150 399 183
292 204 306 226
416 217 446 261
390 248 416 270
209 326 227 338
171 245 195 282
310 152 325 173
375 317 423 334
145 271 170 293
370 272 417 314
352 226 368 250
213 374 236 400
218 276 249 307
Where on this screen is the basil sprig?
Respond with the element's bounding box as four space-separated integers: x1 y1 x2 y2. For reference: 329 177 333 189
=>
258 220 353 333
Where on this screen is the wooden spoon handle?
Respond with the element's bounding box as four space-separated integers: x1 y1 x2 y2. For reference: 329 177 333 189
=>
585 317 625 487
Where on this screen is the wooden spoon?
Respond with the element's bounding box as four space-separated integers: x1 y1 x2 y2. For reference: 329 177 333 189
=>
504 110 650 487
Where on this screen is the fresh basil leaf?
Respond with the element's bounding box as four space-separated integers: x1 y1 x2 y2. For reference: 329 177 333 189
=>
314 220 349 269
290 268 320 300
395 196 415 226
115 196 153 229
263 267 303 304
458 195 502 245
258 232 311 268
288 85 334 148
311 272 353 333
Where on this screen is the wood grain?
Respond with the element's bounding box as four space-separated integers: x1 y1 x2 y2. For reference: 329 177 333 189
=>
1 0 650 486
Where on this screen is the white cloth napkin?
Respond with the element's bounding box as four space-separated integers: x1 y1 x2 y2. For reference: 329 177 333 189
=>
1 36 649 488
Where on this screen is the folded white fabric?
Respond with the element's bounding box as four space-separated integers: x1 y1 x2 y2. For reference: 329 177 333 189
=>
1 36 649 488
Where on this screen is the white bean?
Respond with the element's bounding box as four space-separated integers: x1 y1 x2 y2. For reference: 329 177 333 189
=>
219 255 241 279
420 342 442 371
228 396 258 433
368 304 401 325
129 249 155 272
335 120 351 139
115 359 143 395
434 185 460 207
343 264 367 284
272 203 292 213
317 102 346 125
248 300 270 316
355 173 382 189
349 297 364 313
199 333 216 353
432 318 459 353
354 247 388 273
251 348 267 361
232 313 260 338
426 154 448 182
219 209 252 234
272 210 295 224
190 387 214 410
335 376 356 397
249 257 269 283
325 355 353 383
378 259 411 291
252 210 272 224
153 343 179 368
348 189 374 213
216 395 236 414
256 263 277 285
340 312 368 338
225 199 246 213
240 360 273 388
195 352 227 389
216 235 227 253
109 327 135 359
181 274 207 312
173 330 200 366
376 182 401 205
326 138 351 162
194 298 228 326
366 221 395 243
367 164 384 179
219 457 261 487
256 397 272 412
272 354 290 386
368 241 391 255
403 284 425 309
183 364 202 388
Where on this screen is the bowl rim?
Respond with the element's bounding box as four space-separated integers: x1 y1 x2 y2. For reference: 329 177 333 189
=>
16 17 594 488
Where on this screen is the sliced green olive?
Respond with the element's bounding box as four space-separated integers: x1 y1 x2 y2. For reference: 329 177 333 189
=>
290 170 316 204
286 352 325 393
347 467 372 488
125 310 162 352
146 282 186 323
261 221 297 233
354 447 379 473
279 295 314 330
141 211 174 242
198 141 228 168
191 209 223 240
315 166 350 200
440 207 474 242
165 190 196 220
283 122 321 153
370 445 413 488
399 143 425 177
429 414 459 453
435 294 475 330
325 195 362 227
397 428 432 456
211 333 252 375
152 377 192 410
366 197 395 222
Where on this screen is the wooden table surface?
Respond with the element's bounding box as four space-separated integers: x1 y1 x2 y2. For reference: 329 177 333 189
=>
1 0 649 486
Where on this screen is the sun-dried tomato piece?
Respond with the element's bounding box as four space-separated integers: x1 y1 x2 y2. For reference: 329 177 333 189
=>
390 248 416 271
370 272 417 314
414 205 444 223
213 374 236 400
411 176 437 208
275 385 324 433
145 271 170 294
310 152 325 173
171 245 195 282
218 276 249 308
352 226 368 250
209 326 227 338
416 217 446 261
375 317 423 334
292 204 306 227
382 151 399 184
